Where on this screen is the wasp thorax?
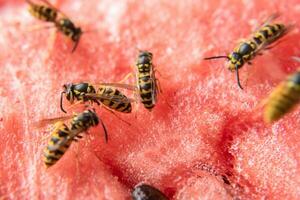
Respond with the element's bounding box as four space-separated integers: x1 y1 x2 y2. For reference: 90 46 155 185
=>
77 110 99 126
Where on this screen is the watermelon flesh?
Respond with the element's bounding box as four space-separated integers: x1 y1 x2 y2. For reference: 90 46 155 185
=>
1 0 300 199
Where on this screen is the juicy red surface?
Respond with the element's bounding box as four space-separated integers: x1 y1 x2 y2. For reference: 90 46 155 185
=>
1 0 300 199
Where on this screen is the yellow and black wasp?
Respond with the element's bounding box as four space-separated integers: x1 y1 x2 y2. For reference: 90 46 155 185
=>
60 82 132 114
263 57 300 123
204 14 291 89
26 0 83 52
26 0 58 22
39 109 107 167
135 50 160 110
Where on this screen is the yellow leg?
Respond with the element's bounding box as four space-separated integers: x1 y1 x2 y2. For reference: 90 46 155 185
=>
153 67 170 80
44 28 58 63
66 100 86 111
118 72 134 83
26 24 56 32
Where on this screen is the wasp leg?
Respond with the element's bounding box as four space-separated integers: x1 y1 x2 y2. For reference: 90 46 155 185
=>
44 28 58 63
118 72 135 83
102 105 131 126
154 67 170 80
26 24 56 32
76 134 83 139
95 100 101 106
66 100 86 111
154 77 173 109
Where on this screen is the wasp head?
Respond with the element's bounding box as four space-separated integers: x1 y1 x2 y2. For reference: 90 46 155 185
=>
83 109 99 126
228 52 244 71
72 27 82 41
62 83 74 102
137 50 153 64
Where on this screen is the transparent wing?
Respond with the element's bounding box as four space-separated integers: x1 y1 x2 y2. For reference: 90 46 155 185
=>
257 13 280 31
33 114 73 129
84 93 136 103
94 83 137 91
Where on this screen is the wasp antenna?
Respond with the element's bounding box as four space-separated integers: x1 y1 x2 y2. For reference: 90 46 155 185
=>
99 118 108 143
235 65 244 90
60 91 67 113
204 56 229 60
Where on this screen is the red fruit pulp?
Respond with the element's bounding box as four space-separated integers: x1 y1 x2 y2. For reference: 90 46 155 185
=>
1 0 300 199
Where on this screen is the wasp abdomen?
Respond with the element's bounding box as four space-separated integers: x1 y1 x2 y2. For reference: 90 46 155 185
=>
98 87 132 113
264 72 300 123
28 5 57 22
44 124 72 167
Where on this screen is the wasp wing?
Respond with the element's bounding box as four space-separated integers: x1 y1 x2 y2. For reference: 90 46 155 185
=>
33 115 73 129
94 83 137 91
84 93 136 103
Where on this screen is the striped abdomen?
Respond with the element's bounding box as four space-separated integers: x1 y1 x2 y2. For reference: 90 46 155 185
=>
29 5 57 22
264 71 300 123
252 23 285 46
136 51 156 110
44 123 72 167
137 68 155 110
98 86 132 113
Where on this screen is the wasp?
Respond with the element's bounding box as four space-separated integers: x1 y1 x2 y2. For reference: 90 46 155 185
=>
263 57 300 123
41 109 107 167
26 0 83 52
26 0 58 22
204 14 291 89
135 50 160 110
60 82 132 114
132 183 168 200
